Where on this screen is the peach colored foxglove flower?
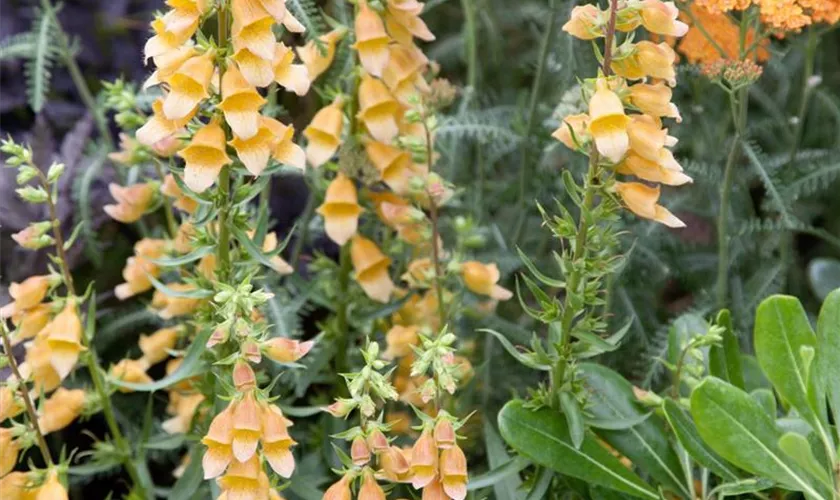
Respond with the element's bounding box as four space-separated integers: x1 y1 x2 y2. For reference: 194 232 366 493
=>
461 261 512 301
296 28 347 81
0 275 52 318
136 98 196 147
162 51 215 120
615 182 685 227
587 78 630 163
351 235 395 303
220 65 267 140
273 43 310 96
357 73 401 143
303 98 345 167
317 173 364 245
104 182 156 223
43 301 86 379
353 1 391 77
38 388 86 434
179 120 232 193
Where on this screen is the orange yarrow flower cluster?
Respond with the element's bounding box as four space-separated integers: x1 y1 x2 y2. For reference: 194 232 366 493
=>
695 0 840 31
560 0 691 227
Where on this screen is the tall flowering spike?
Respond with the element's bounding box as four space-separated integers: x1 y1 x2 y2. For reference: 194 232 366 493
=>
261 404 297 477
273 43 311 96
202 403 235 479
353 1 391 77
137 98 196 147
317 173 363 245
219 65 267 140
104 182 156 223
461 261 513 301
38 388 86 434
163 51 215 120
303 98 345 167
296 28 347 81
179 120 232 192
44 301 87 379
587 78 630 163
0 275 51 318
365 140 415 193
615 182 685 228
441 444 468 500
640 0 688 36
231 0 276 60
351 235 395 303
357 73 401 143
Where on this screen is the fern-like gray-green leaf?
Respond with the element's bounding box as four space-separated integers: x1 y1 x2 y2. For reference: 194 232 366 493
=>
26 7 59 112
0 32 36 61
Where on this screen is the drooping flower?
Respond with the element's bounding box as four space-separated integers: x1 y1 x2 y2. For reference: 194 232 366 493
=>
0 427 19 476
179 120 232 192
36 469 69 500
380 445 412 482
382 44 430 104
323 475 353 500
144 11 199 62
615 182 685 227
384 324 419 359
358 470 386 500
0 275 53 318
562 4 603 39
38 388 86 434
230 116 282 176
384 0 435 45
43 301 86 379
219 65 267 140
262 337 314 363
215 454 265 500
273 43 311 96
587 78 630 163
317 173 364 245
353 1 392 77
639 1 689 36
150 284 203 319
461 261 512 301
110 358 153 391
303 98 345 167
261 404 297 477
357 73 401 143
202 403 235 478
136 98 196 147
365 140 416 193
145 44 198 89
231 0 276 61
410 428 437 489
115 238 167 300
163 51 216 120
104 182 156 223
161 174 199 213
139 327 180 365
628 82 681 122
18 338 62 394
296 28 347 81
440 444 468 500
351 235 395 303
552 113 590 151
0 386 24 422
9 303 50 344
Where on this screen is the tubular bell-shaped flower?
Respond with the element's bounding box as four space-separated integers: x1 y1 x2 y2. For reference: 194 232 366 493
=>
351 235 395 303
296 28 346 81
587 78 630 163
615 182 685 227
317 173 364 245
357 73 401 143
303 98 345 167
163 51 215 120
179 120 233 192
219 65 267 140
353 1 392 77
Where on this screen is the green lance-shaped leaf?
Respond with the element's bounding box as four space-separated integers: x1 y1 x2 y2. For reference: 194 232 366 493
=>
817 289 840 439
169 445 205 500
754 295 834 459
661 399 739 482
690 377 831 499
707 478 776 498
777 433 834 490
110 328 212 391
560 391 585 450
498 400 658 499
580 364 691 499
480 329 551 371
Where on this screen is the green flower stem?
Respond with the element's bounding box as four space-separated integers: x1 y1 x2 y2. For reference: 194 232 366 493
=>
788 28 818 165
153 160 178 238
461 0 478 92
334 243 352 396
512 0 558 244
36 169 146 497
0 322 54 467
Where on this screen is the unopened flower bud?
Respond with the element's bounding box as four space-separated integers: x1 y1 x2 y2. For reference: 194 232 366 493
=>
46 162 65 183
263 338 314 363
241 341 262 364
16 186 49 204
12 221 54 250
434 418 456 449
324 399 356 418
367 428 389 453
351 436 371 466
232 360 257 391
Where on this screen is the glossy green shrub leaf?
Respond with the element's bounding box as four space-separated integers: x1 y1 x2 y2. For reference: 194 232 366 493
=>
580 364 690 498
690 377 830 499
560 391 585 449
707 478 775 498
661 399 739 482
754 295 833 458
498 400 658 499
816 289 840 439
777 433 834 489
